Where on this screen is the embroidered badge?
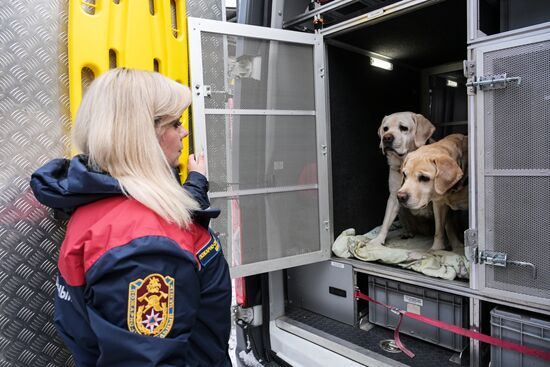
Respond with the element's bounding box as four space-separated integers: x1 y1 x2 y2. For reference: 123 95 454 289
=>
196 233 221 267
128 274 174 338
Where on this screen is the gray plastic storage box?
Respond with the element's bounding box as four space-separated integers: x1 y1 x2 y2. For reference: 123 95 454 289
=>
490 307 550 367
368 276 468 351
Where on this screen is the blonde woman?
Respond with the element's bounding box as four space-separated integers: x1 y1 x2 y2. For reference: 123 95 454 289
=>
30 68 231 366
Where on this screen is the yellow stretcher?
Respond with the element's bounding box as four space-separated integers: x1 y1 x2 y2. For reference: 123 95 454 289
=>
68 0 191 180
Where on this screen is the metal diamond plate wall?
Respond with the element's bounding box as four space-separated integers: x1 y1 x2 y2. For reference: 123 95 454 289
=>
0 0 74 366
186 0 223 20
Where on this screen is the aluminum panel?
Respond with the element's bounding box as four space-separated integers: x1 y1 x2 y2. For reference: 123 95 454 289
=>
189 18 330 278
200 32 316 111
483 40 550 170
210 190 321 267
186 0 223 20
0 0 73 365
205 114 318 192
485 176 550 299
478 33 550 304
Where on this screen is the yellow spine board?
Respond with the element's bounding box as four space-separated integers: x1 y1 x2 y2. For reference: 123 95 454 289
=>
68 0 190 182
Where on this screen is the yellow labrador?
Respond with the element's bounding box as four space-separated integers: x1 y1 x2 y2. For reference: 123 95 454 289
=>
397 133 468 250
369 112 436 247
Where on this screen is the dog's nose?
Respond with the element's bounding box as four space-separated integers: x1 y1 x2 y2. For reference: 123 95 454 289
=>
383 134 394 144
397 191 408 203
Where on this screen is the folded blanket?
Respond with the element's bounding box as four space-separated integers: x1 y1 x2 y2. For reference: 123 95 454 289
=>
332 225 470 280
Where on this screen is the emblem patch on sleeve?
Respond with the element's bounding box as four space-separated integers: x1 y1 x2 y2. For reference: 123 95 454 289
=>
128 274 174 338
196 234 221 267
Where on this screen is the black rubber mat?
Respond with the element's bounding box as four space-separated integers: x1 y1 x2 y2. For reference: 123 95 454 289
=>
285 307 468 366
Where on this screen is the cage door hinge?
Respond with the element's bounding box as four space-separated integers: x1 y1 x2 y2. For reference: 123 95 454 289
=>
463 60 476 78
463 60 476 95
464 228 478 262
465 73 521 93
479 250 537 279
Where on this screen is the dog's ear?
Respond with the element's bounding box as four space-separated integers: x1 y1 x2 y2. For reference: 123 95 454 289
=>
378 115 388 150
413 114 436 148
433 155 463 195
400 154 409 173
400 155 410 183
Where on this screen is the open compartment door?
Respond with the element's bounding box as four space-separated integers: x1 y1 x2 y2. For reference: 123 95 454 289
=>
188 18 330 278
472 30 550 308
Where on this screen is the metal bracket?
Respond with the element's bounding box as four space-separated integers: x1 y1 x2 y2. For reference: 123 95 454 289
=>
463 61 477 95
479 250 537 279
466 73 521 92
463 60 476 78
233 305 263 327
464 229 478 262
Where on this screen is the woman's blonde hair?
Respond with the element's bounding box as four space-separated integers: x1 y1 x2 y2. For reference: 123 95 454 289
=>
73 68 199 227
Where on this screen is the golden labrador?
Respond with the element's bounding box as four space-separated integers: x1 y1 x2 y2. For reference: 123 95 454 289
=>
369 112 436 246
397 133 468 250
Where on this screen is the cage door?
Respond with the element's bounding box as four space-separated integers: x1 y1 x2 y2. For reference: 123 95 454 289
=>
188 18 330 278
474 30 550 307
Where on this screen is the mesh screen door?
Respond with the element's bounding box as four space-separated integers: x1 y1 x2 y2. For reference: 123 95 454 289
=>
475 31 550 305
188 18 330 278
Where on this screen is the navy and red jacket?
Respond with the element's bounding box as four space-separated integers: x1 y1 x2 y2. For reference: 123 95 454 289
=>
30 155 232 367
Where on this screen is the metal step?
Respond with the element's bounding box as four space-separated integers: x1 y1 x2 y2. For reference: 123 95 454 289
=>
280 307 468 366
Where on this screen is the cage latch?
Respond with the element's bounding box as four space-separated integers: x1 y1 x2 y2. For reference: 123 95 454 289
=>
466 73 521 92
479 250 537 279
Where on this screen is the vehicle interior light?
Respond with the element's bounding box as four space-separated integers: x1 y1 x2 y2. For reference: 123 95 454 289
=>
370 57 393 70
446 79 458 87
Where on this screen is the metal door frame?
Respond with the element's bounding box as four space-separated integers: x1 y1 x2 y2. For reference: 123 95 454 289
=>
472 29 550 308
187 17 331 278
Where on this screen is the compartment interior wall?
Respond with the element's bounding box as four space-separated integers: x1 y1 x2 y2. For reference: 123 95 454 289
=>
328 45 420 235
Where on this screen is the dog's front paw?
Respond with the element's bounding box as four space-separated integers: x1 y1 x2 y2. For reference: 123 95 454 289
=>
449 238 464 252
401 231 415 239
430 239 446 251
368 236 385 246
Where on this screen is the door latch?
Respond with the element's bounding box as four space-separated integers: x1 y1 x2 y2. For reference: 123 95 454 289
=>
479 250 537 279
465 73 521 92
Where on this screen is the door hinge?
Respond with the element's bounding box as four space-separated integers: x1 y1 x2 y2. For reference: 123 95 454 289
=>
479 250 537 279
463 60 476 78
464 228 478 262
463 61 476 95
465 73 521 93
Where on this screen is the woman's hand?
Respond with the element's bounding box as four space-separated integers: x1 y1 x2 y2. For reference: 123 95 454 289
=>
188 153 206 176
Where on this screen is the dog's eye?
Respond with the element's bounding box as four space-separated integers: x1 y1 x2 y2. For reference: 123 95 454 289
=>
399 125 409 132
402 172 407 178
383 127 389 132
418 175 430 182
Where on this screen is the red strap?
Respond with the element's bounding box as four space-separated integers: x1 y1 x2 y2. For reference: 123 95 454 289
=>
394 312 415 358
354 291 550 361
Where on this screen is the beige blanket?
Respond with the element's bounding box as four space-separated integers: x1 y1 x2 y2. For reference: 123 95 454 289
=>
332 224 470 280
